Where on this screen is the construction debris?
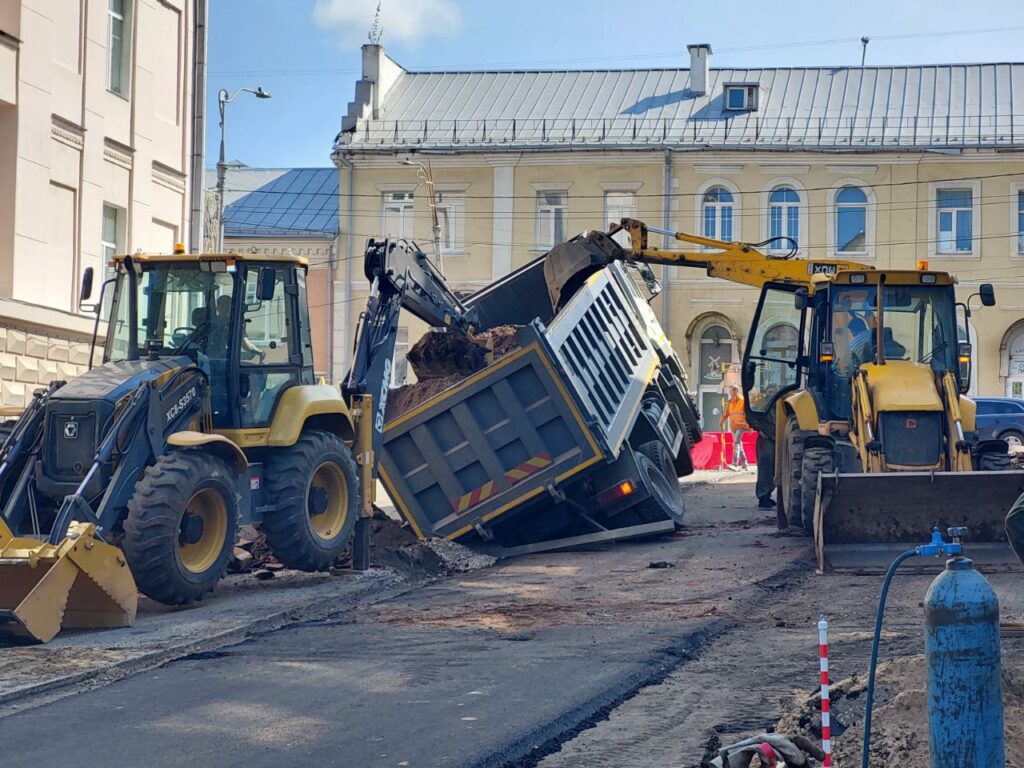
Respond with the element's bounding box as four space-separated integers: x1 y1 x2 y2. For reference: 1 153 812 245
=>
776 655 1024 768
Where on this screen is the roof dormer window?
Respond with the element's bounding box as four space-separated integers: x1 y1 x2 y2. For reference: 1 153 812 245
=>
724 83 758 111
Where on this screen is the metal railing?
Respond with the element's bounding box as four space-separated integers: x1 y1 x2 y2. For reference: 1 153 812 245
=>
343 114 1024 149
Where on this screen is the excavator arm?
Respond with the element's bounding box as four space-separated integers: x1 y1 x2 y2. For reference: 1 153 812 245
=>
614 218 875 288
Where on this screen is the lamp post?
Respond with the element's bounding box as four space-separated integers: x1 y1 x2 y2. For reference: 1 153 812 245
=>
400 157 443 271
216 86 271 251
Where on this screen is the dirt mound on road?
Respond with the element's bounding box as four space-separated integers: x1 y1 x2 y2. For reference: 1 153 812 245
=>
776 654 1024 768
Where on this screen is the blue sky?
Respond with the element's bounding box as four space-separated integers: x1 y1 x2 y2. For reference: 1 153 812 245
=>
208 0 1024 169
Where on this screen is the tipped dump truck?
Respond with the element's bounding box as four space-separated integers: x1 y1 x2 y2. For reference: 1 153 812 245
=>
372 233 701 555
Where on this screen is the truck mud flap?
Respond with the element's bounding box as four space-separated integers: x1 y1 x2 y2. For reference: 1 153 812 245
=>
814 470 1024 573
479 519 675 559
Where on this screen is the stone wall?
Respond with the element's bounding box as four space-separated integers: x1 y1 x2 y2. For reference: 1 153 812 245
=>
0 326 95 409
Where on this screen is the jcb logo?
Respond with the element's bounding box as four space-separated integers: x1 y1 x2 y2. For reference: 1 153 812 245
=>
64 421 79 439
808 263 839 276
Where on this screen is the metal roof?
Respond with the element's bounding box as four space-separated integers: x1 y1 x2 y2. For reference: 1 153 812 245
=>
224 168 339 239
341 64 1024 152
203 165 292 207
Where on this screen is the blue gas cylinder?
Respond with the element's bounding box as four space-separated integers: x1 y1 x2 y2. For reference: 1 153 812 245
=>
924 556 1005 768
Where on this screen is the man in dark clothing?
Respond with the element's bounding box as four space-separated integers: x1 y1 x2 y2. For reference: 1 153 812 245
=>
755 429 776 512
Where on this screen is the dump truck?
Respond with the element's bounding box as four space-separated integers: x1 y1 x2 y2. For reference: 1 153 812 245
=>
0 249 374 642
561 218 1024 571
358 235 701 555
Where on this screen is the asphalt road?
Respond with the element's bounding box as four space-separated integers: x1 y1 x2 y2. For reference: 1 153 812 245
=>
5 474 1017 768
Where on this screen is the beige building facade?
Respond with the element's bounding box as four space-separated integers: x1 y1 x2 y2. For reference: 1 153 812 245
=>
335 45 1024 421
0 0 197 408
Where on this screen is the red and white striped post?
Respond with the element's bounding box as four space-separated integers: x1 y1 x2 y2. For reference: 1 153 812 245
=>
818 614 833 767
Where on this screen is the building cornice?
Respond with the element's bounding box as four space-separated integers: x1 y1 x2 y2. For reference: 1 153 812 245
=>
51 117 84 151
152 162 186 193
103 139 134 170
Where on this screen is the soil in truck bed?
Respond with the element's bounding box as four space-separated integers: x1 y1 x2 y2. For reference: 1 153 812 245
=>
385 325 522 421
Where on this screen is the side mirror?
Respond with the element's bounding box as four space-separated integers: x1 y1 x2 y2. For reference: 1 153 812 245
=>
257 268 276 301
979 283 995 307
741 359 756 392
80 267 94 303
794 287 808 311
958 342 972 394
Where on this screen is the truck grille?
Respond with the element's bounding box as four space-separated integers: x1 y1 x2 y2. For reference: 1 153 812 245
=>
880 411 942 467
546 264 658 454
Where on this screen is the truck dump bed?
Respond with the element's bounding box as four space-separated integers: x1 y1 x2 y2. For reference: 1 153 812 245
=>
380 326 604 542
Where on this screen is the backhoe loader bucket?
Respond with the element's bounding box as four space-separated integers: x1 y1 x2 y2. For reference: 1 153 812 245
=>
0 521 137 643
814 470 1024 573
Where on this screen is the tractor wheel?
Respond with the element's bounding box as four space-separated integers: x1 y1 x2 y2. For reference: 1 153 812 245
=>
631 449 685 528
979 451 1013 472
638 441 685 528
263 430 359 571
800 446 834 536
124 451 238 605
781 416 806 529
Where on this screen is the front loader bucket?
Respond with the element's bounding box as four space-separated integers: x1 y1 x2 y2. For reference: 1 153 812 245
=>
814 470 1024 573
0 522 137 643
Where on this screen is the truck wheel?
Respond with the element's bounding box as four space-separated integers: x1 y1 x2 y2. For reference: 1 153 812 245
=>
263 430 359 571
800 446 834 536
781 416 805 528
124 451 238 605
979 451 1013 471
632 450 685 527
638 441 684 527
997 430 1024 451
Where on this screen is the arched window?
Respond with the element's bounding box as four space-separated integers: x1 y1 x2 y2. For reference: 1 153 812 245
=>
1006 326 1024 399
768 186 800 251
702 186 734 242
835 186 868 253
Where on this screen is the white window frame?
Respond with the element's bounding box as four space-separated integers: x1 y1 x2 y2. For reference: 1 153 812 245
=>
380 191 415 240
434 191 466 256
695 178 741 247
1012 182 1024 258
107 0 132 97
760 178 807 258
928 179 981 259
534 187 569 251
100 203 126 318
724 84 758 111
827 179 875 259
602 185 639 247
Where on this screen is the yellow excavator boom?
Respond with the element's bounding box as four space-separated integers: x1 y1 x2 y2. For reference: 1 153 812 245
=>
614 217 875 289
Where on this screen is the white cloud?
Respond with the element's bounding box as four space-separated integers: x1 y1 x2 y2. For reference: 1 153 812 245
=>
313 0 462 48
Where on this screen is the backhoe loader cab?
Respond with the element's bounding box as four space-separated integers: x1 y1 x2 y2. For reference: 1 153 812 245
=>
0 251 360 643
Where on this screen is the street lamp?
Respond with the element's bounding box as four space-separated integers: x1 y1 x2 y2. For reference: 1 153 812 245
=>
400 157 443 271
216 86 271 251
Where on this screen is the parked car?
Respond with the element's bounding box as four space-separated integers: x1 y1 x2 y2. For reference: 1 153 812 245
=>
973 397 1024 449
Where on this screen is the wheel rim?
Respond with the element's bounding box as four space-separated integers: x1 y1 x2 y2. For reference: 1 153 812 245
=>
307 461 349 541
178 488 228 574
644 460 679 514
1005 434 1023 450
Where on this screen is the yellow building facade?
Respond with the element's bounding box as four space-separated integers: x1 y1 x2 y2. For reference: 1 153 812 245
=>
335 45 1024 424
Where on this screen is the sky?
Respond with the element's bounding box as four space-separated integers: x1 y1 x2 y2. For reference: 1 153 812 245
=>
207 0 1024 169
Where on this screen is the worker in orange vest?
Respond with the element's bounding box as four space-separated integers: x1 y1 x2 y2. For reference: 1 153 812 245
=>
720 385 749 471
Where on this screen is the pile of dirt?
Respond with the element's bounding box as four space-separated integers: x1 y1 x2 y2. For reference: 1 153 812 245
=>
369 510 496 576
386 325 523 421
229 525 282 575
776 654 1024 767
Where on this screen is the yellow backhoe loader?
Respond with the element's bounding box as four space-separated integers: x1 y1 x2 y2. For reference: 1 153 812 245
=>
538 219 1024 572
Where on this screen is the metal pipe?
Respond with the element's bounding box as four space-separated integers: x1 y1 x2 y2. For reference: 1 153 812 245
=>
875 274 886 366
187 0 208 253
339 154 355 380
661 149 672 331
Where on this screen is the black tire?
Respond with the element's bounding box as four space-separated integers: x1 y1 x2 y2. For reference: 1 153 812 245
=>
979 451 1013 471
997 429 1024 452
639 441 685 527
263 430 360 571
781 416 806 528
631 449 685 527
800 446 834 536
124 451 238 606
